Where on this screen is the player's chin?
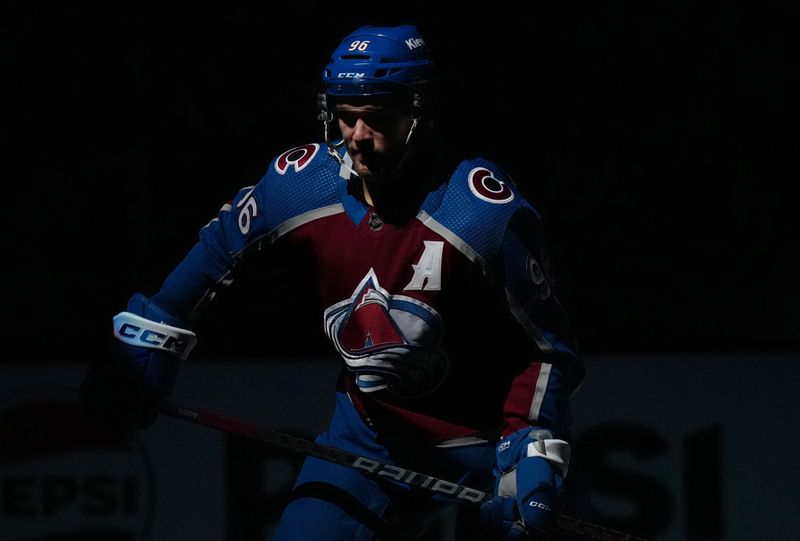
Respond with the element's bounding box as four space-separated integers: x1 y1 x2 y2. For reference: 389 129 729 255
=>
360 157 399 182
361 168 395 184
355 161 384 182
352 163 375 181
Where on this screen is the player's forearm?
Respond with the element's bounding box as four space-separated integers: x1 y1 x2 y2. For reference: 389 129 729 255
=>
501 360 574 438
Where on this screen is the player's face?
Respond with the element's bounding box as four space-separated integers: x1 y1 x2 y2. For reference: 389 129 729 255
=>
336 100 413 182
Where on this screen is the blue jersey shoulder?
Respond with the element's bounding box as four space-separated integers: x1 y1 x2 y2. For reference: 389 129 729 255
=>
217 143 343 244
253 143 343 231
422 157 536 262
200 142 343 257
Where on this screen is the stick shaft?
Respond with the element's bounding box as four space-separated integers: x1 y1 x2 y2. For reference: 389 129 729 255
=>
159 399 646 541
159 399 487 502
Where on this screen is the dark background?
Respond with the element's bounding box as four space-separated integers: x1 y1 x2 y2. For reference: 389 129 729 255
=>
5 1 798 361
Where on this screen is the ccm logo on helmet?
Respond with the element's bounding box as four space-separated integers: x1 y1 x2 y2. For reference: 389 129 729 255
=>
337 72 366 79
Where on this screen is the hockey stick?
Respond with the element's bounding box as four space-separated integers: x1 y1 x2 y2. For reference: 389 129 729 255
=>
159 399 646 541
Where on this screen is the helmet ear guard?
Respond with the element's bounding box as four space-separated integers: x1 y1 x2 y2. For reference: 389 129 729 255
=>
317 92 331 123
317 92 336 149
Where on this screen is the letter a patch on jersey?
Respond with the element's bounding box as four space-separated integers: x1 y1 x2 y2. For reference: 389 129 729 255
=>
404 241 444 291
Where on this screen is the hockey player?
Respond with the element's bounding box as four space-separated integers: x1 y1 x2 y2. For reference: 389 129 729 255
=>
80 24 584 540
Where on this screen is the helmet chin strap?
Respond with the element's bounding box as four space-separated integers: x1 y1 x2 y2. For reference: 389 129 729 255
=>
405 90 424 145
405 117 420 145
323 118 361 180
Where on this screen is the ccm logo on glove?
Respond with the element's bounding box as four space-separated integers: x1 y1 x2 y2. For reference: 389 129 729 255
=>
529 500 553 512
113 312 197 360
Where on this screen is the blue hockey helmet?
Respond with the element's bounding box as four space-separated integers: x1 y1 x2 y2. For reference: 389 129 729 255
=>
319 25 435 174
321 24 434 100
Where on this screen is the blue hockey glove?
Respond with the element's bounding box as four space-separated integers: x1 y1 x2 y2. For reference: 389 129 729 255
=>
480 427 570 539
79 293 197 434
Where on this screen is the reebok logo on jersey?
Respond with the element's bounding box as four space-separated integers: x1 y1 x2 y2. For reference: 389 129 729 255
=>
404 241 443 291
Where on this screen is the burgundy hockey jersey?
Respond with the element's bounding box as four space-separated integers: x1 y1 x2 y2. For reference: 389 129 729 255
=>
150 142 582 444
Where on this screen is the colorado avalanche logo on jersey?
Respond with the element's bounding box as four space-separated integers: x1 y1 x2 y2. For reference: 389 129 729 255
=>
274 143 320 174
324 269 449 398
468 167 515 204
